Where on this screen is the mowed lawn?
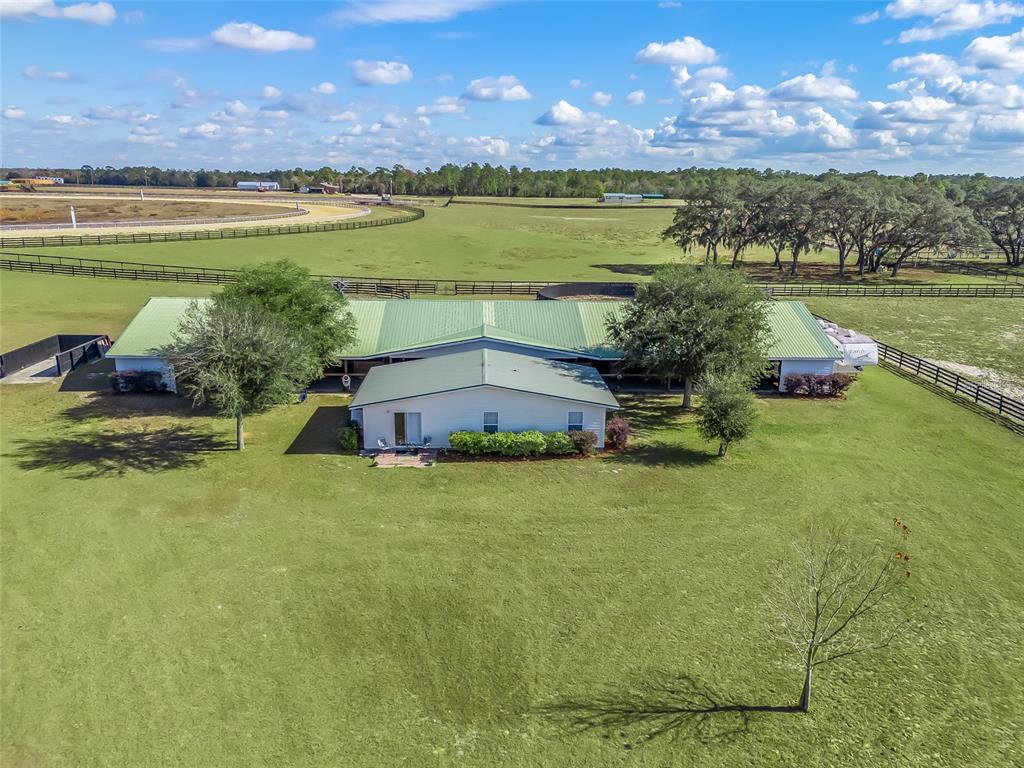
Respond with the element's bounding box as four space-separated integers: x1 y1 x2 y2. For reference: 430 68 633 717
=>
803 297 1024 394
11 204 681 279
0 271 214 350
2 366 1021 767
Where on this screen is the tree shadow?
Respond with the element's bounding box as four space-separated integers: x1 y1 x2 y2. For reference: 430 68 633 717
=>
59 392 215 422
616 395 686 432
11 426 231 478
591 263 660 276
539 673 797 750
605 443 715 467
285 406 351 455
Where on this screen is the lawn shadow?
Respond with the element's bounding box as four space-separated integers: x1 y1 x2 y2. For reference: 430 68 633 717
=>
539 673 797 750
59 392 214 422
608 395 716 466
11 426 231 479
592 263 660 277
285 406 351 455
606 443 715 467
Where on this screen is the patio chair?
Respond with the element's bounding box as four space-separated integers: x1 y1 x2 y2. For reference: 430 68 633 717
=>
377 438 392 452
421 436 432 449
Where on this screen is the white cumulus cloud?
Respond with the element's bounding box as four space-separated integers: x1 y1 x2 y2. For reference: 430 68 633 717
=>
589 91 612 106
463 75 531 101
770 73 860 101
963 28 1024 73
261 85 283 99
178 122 224 139
635 37 717 65
534 100 586 125
3 106 26 119
211 22 315 52
415 96 466 115
626 90 646 105
886 1 1024 42
311 81 337 94
351 60 413 85
332 0 494 25
1 0 115 25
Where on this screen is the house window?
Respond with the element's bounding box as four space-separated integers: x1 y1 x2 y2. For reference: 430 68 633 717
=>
483 412 499 434
567 411 584 432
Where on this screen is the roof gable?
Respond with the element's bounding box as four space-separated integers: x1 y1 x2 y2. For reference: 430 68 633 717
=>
350 348 619 409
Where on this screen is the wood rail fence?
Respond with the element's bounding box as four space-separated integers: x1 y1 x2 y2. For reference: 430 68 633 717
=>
3 253 1021 299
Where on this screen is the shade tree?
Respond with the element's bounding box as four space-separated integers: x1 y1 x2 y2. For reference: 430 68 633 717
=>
607 265 771 410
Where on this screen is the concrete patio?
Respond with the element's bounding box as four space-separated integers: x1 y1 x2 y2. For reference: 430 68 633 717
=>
364 448 438 468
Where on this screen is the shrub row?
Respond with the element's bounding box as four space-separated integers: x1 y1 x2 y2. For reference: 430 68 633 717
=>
784 373 855 397
448 429 596 457
110 370 167 393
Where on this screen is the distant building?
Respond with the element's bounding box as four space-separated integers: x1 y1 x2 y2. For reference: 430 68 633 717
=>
236 181 280 191
640 193 664 199
34 176 64 184
602 192 643 204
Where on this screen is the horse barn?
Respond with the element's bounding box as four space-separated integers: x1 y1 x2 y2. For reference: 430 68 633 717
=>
106 297 863 448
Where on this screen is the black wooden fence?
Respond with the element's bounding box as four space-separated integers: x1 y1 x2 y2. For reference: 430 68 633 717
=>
0 206 423 248
757 282 1024 298
909 257 1024 285
874 340 1024 424
3 252 1023 299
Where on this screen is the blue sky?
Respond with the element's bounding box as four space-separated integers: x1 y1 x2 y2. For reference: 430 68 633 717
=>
2 1 1023 173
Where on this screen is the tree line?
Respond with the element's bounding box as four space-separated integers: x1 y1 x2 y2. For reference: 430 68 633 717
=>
663 171 1023 272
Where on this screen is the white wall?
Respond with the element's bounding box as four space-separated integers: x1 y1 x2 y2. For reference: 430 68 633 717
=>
112 356 177 392
359 385 611 449
779 359 835 392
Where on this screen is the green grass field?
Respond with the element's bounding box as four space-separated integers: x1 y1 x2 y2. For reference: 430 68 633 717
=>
2 365 1021 767
803 297 1024 395
0 271 213 350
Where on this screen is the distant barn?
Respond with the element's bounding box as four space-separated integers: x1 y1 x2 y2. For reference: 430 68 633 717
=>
236 181 280 191
602 192 643 204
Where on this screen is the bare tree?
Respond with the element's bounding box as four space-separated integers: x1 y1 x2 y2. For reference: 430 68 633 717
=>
767 519 915 712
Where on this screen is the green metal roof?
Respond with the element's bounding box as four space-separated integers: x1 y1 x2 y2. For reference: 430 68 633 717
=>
106 297 198 357
350 348 619 408
107 296 840 362
764 301 841 360
347 299 622 359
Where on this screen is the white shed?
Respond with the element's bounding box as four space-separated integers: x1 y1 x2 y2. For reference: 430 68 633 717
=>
349 348 619 450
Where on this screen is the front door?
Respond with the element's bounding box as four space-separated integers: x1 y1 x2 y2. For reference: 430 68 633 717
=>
394 412 422 445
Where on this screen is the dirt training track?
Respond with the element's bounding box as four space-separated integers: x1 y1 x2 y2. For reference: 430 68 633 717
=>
0 193 370 236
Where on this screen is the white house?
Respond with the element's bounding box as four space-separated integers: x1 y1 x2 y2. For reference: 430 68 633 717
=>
349 348 619 449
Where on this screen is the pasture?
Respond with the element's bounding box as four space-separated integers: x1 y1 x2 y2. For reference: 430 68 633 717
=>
2 366 1021 767
2 204 1003 284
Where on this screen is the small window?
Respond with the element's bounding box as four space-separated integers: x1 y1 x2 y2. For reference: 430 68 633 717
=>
483 411 499 434
567 411 584 432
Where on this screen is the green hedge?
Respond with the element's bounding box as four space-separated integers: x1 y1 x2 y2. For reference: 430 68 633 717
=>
449 429 583 457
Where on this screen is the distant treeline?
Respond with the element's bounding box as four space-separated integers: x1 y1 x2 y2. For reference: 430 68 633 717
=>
4 163 1021 200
